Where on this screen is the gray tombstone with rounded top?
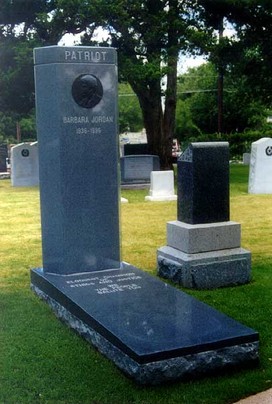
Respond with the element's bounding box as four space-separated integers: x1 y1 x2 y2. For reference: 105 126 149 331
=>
11 142 39 187
33 46 120 274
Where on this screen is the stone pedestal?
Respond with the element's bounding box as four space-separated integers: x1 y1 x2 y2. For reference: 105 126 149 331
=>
158 220 251 289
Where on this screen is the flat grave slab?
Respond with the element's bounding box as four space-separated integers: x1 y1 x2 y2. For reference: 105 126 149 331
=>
31 264 259 384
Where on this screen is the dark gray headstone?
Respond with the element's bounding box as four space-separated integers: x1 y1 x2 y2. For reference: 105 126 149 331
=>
34 46 120 274
124 143 149 155
120 155 160 183
178 142 229 224
0 144 8 172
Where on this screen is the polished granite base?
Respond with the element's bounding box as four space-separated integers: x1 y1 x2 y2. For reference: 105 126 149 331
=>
30 264 259 384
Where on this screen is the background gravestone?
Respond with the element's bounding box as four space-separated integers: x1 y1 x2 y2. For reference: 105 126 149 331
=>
157 142 251 289
145 170 177 201
248 137 272 194
0 144 8 172
11 142 39 187
120 155 160 187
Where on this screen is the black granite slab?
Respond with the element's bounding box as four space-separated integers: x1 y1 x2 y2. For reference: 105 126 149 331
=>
178 142 229 224
31 264 258 365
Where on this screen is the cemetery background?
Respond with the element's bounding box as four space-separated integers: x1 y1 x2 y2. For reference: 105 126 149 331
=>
1 165 272 403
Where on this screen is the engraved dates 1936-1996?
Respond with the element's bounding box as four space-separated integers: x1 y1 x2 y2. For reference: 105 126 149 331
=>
72 74 103 109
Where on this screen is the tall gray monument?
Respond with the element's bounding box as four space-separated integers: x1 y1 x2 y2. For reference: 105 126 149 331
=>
34 46 120 274
31 48 258 384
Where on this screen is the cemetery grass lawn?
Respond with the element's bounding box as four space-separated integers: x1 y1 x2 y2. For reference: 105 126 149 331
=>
1 164 272 403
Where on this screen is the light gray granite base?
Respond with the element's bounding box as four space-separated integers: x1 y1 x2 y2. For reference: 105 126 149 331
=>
167 220 241 253
157 246 251 289
31 284 258 385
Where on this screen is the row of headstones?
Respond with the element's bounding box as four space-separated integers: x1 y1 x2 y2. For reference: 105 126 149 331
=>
10 137 272 195
9 147 163 189
9 143 176 199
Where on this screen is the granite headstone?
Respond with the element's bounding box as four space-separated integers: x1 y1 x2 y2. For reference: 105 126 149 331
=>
124 143 149 155
145 170 177 201
0 144 8 172
243 153 251 165
158 142 251 289
248 137 272 194
178 142 229 224
31 48 258 384
11 142 39 187
120 155 160 185
33 46 120 274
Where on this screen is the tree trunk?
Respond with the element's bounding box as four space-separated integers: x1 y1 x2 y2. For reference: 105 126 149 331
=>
138 92 174 170
126 0 179 170
163 53 178 169
132 59 178 171
217 18 224 134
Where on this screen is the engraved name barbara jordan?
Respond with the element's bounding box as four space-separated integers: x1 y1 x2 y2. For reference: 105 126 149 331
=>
65 50 107 62
62 116 114 124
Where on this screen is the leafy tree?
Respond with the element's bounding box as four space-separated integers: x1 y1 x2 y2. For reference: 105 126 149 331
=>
197 0 272 123
230 1 272 107
47 0 212 168
0 35 40 142
177 62 268 135
0 37 37 114
119 83 143 133
175 99 202 143
177 64 219 134
0 0 66 142
2 0 272 157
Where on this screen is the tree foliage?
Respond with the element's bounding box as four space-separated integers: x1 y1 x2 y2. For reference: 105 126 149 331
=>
176 62 269 140
1 0 272 158
119 83 143 133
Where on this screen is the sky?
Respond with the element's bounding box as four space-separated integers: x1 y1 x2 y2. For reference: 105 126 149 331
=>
59 22 235 74
58 29 207 74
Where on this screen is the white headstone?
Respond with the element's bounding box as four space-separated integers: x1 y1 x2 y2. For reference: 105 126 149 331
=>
145 170 177 201
11 142 39 187
248 137 272 194
243 153 251 165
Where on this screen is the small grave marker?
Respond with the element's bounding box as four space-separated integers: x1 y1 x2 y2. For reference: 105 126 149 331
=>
145 170 177 201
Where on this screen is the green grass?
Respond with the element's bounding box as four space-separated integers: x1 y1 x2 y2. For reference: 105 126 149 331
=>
1 165 272 403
